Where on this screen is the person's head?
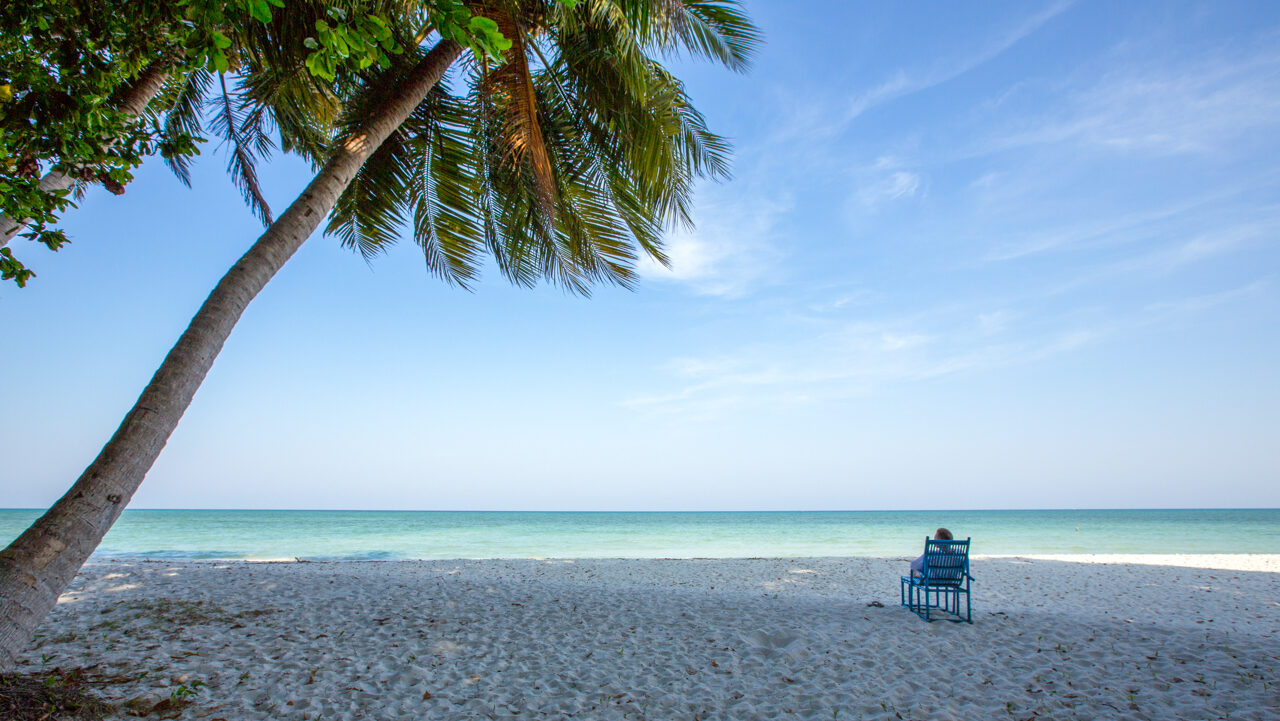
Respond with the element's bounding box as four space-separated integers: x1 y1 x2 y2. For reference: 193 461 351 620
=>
935 528 953 541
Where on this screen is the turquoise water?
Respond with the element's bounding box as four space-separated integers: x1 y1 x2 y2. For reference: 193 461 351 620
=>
0 509 1277 560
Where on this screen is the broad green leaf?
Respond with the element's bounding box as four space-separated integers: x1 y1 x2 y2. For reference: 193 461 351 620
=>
469 16 498 33
248 0 273 24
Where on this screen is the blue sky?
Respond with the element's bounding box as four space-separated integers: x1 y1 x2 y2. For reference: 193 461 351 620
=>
3 0 1278 510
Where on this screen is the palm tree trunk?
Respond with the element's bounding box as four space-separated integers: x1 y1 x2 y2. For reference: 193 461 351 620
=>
0 39 462 672
0 61 170 246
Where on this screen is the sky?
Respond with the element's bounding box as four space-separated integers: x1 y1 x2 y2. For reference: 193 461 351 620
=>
2 0 1278 511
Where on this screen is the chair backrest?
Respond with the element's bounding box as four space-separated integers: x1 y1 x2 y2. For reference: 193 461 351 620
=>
920 538 970 587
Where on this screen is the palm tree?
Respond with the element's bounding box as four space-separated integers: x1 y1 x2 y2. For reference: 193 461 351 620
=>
0 0 757 670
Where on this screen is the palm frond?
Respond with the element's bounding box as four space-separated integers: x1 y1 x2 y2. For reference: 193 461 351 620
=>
312 0 758 296
159 70 213 186
483 9 558 221
534 69 668 266
653 0 759 72
406 89 487 288
548 13 731 230
240 102 278 159
470 60 544 290
578 0 759 72
328 127 411 259
231 0 356 167
209 73 273 225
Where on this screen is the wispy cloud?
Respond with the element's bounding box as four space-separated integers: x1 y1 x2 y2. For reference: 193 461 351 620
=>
971 47 1280 159
759 2 1073 160
853 160 923 209
977 309 1017 335
637 188 790 298
805 289 877 314
846 0 1074 120
627 4 1280 426
1040 217 1276 296
982 189 1257 262
1109 223 1265 278
623 330 1096 420
622 303 1104 420
623 266 1275 422
1142 279 1271 316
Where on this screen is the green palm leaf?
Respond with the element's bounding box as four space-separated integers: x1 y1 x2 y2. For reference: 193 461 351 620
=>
324 0 759 295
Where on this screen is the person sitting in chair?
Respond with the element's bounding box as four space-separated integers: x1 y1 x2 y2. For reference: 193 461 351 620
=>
909 527 953 577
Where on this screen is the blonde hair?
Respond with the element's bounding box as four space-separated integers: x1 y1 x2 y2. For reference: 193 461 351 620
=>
935 528 953 541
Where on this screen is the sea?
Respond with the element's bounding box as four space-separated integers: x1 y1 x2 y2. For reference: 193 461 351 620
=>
2 509 1278 561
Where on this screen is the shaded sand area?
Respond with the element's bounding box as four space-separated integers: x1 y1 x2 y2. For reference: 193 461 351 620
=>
19 555 1279 720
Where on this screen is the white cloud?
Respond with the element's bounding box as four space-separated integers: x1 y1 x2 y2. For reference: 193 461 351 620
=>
806 291 874 314
621 305 1106 421
845 156 925 215
977 310 1016 335
1142 279 1271 316
637 189 790 298
856 170 922 208
973 47 1280 159
979 190 1252 262
628 5 1280 426
1099 221 1266 280
623 265 1274 423
846 1 1074 120
877 332 929 351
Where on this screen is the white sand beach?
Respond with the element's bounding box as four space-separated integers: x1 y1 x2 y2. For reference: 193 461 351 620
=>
20 555 1280 720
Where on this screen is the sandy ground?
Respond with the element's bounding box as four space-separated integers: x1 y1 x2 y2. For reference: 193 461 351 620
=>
19 555 1280 720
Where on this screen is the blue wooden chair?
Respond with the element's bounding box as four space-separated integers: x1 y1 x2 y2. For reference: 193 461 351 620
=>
900 538 973 623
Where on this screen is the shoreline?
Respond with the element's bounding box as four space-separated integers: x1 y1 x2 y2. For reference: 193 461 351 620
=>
81 551 1280 569
23 555 1280 720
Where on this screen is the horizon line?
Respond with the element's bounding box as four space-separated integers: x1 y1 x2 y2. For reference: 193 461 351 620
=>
4 506 1277 513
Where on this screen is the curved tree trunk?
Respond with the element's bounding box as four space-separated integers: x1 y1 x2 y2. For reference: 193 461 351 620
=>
0 39 462 672
0 61 171 246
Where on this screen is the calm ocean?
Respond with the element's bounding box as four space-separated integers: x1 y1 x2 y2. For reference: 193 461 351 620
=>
0 509 1276 561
